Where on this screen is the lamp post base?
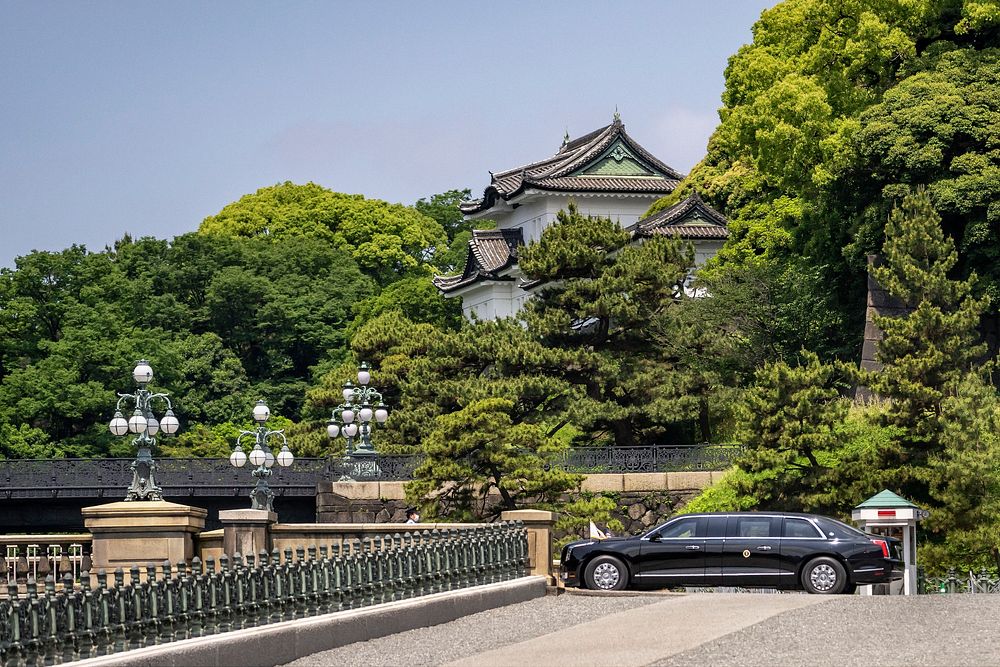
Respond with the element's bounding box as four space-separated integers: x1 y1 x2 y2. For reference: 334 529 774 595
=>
125 446 163 501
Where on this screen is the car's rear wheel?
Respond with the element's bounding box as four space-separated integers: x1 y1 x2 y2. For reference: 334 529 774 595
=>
584 555 628 591
801 556 847 594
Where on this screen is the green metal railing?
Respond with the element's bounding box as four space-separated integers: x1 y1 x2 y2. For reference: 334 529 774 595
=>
0 523 528 666
919 568 1000 594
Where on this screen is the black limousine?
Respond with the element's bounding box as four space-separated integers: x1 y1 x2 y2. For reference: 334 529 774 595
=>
560 512 903 594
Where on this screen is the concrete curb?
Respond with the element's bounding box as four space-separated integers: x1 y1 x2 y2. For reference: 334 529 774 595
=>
70 576 548 667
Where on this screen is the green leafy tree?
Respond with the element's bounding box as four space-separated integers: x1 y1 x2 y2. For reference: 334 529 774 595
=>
200 182 447 285
349 276 462 335
652 0 1000 362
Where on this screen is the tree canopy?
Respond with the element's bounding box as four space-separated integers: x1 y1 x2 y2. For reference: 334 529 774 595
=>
200 182 448 285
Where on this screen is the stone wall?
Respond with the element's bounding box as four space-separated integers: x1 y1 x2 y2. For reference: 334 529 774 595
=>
316 481 410 523
317 471 723 533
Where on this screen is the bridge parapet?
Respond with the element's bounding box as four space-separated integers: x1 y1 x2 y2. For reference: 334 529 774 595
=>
0 523 530 666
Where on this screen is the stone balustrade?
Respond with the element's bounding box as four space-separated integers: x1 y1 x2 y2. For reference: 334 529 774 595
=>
0 523 529 666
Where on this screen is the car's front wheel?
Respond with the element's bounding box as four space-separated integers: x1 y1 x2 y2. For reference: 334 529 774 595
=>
801 556 848 594
583 555 629 591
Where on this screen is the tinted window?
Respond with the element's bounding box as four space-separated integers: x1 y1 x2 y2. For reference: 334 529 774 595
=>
782 518 821 538
731 516 774 538
707 515 728 538
816 517 868 539
659 518 700 538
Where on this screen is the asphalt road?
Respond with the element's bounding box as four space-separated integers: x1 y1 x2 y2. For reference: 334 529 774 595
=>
285 592 1000 667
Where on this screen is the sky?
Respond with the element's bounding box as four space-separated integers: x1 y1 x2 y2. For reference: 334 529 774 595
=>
0 1 778 270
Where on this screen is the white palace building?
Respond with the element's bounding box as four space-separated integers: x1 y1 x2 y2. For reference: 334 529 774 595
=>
433 115 729 320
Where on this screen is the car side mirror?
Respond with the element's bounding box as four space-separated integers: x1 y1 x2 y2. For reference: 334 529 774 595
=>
648 534 661 542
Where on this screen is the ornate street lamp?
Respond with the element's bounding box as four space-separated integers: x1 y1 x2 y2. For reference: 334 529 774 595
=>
327 362 389 480
229 400 294 512
108 359 180 501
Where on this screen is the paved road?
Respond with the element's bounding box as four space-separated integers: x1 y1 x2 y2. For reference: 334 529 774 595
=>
286 592 1000 667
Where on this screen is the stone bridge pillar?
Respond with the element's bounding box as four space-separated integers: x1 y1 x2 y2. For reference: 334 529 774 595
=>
82 500 206 570
501 509 556 584
219 509 277 557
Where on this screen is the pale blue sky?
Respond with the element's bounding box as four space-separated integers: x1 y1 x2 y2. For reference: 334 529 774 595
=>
0 1 777 269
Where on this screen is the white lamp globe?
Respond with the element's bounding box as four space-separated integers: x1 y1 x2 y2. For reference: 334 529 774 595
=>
127 409 147 434
109 412 129 436
359 406 373 423
344 423 358 437
375 406 388 424
132 361 153 385
264 451 275 468
342 382 355 402
327 422 340 438
230 448 247 467
146 417 160 436
277 445 294 467
342 408 355 424
357 369 371 386
248 446 266 467
252 400 270 423
160 410 180 435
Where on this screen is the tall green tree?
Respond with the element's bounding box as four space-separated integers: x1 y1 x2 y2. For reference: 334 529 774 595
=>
654 0 1000 361
340 311 585 519
519 204 707 445
924 372 1000 571
733 351 855 510
870 187 988 440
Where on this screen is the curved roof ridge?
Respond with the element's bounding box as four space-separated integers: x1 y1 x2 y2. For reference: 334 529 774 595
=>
629 192 729 240
460 118 683 215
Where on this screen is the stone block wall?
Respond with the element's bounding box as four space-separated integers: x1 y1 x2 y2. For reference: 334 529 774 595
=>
316 471 723 532
316 481 411 523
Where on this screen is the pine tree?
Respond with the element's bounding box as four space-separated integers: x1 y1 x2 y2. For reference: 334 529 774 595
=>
734 351 854 510
870 187 987 441
924 371 1000 571
519 203 704 446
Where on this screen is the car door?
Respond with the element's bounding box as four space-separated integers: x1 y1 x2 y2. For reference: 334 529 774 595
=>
721 515 781 587
778 516 826 588
702 515 729 586
636 516 707 586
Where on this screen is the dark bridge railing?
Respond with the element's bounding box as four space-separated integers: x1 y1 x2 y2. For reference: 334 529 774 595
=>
0 445 741 500
0 524 529 666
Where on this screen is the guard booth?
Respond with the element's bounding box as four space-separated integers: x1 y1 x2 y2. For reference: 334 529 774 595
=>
852 489 929 595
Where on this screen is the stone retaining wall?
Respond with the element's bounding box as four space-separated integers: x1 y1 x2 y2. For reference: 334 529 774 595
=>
316 471 724 531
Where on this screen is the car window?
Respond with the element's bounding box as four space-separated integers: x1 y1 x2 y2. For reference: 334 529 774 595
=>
817 517 869 539
659 518 700 538
732 516 774 538
782 518 822 538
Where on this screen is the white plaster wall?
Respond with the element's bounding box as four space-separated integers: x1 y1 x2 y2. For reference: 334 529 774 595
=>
457 281 520 321
494 193 657 244
692 240 725 267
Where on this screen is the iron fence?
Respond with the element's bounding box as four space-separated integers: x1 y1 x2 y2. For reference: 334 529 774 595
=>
0 523 529 666
919 568 1000 594
558 445 742 473
0 446 740 499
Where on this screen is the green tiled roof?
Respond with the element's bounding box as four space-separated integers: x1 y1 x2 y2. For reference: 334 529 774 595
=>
855 489 920 509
